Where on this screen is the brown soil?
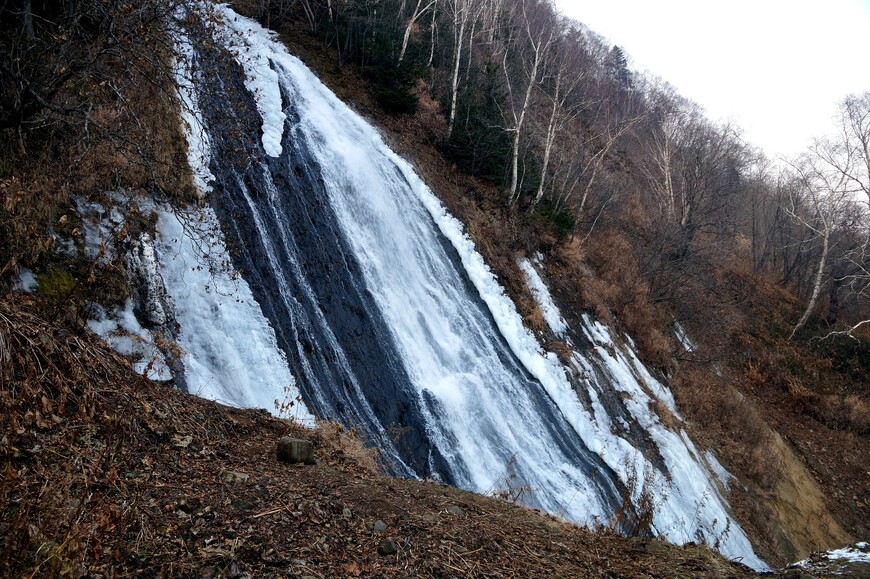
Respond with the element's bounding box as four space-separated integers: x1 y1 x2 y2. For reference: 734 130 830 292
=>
742 371 870 548
0 294 756 577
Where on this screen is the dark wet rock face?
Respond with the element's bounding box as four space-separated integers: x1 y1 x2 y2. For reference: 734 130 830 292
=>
177 17 622 521
187 30 443 479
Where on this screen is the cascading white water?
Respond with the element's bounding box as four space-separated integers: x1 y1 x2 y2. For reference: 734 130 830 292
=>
156 5 768 569
216 5 619 522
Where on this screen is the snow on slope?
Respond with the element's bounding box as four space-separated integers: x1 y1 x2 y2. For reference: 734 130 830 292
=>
519 255 568 336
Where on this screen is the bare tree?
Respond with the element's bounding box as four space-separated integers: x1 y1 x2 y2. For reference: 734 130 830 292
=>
634 80 695 223
397 0 437 64
497 0 554 203
532 31 588 205
781 93 870 338
787 141 856 338
445 0 477 139
839 93 870 207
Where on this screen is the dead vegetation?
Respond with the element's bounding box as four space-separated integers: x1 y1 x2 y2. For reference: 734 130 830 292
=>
0 293 757 577
0 0 195 294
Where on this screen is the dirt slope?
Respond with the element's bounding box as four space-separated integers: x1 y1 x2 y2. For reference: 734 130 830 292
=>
0 293 759 577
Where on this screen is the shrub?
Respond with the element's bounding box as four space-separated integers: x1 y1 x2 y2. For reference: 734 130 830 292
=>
534 200 575 242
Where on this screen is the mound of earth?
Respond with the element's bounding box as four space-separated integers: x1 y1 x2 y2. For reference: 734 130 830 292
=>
1 293 755 577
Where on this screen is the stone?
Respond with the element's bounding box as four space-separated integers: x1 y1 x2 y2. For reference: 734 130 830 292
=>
222 471 249 484
232 498 255 511
378 538 398 556
446 505 465 516
276 437 315 465
175 495 199 513
227 562 243 578
372 520 387 533
419 513 438 525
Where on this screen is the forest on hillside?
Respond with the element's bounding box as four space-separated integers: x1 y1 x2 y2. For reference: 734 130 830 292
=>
3 0 869 354
231 0 870 344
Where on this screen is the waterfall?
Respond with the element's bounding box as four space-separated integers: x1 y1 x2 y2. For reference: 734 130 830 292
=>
160 5 766 569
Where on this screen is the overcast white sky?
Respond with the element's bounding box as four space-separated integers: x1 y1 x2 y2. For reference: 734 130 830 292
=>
555 0 870 160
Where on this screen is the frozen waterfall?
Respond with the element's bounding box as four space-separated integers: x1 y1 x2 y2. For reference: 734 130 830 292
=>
157 5 766 569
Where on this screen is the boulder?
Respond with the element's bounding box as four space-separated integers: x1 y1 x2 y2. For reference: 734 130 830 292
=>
277 437 315 464
446 505 465 516
222 471 249 484
378 538 398 556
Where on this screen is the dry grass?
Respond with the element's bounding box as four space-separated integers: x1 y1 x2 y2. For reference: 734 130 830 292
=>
674 366 782 489
0 293 755 578
572 231 673 370
649 398 681 432
815 394 870 435
1 13 195 285
312 420 382 475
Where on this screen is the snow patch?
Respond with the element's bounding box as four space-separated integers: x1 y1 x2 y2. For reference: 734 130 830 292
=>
518 256 568 336
704 450 734 491
217 11 286 157
87 301 172 381
13 268 38 292
674 321 694 353
791 542 870 575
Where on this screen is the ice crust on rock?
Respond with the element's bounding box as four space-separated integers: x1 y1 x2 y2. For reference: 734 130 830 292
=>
518 256 568 336
217 13 286 157
173 26 216 191
87 301 173 381
513 256 766 570
154 207 313 424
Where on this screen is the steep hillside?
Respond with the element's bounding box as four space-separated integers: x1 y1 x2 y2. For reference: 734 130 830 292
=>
1 0 867 573
224 1 869 567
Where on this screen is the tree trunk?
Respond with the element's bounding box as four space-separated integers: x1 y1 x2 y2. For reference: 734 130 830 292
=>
507 47 543 203
398 0 431 65
19 0 34 41
534 76 561 205
790 224 830 339
427 2 437 67
828 275 841 325
446 1 467 139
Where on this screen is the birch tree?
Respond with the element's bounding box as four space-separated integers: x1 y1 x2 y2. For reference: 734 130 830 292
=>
838 92 870 208
445 0 476 139
812 92 870 337
498 0 554 204
397 0 437 64
634 81 694 223
787 141 855 339
532 32 588 205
